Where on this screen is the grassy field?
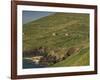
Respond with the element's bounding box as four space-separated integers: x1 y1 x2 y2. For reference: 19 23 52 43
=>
51 47 89 67
23 12 90 67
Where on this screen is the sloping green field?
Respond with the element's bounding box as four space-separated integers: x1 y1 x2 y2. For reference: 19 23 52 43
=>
23 12 90 67
51 47 89 67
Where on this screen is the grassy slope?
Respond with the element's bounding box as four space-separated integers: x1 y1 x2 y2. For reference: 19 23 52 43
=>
23 13 90 66
51 47 89 67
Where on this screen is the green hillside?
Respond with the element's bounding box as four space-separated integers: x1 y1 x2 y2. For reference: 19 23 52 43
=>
23 12 90 67
51 47 89 67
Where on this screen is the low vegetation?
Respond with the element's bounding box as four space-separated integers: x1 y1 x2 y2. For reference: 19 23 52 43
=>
23 12 90 68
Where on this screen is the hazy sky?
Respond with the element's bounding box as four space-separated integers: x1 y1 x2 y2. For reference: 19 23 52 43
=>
22 11 55 24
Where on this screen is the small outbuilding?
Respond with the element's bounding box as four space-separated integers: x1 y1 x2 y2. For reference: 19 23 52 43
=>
65 33 68 36
52 33 56 36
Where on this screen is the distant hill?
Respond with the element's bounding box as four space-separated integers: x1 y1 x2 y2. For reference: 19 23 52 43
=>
23 13 89 67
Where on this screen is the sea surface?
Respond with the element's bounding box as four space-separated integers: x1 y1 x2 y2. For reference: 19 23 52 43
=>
23 58 46 69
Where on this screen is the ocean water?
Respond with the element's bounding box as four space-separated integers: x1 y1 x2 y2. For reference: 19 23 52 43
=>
23 59 46 69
